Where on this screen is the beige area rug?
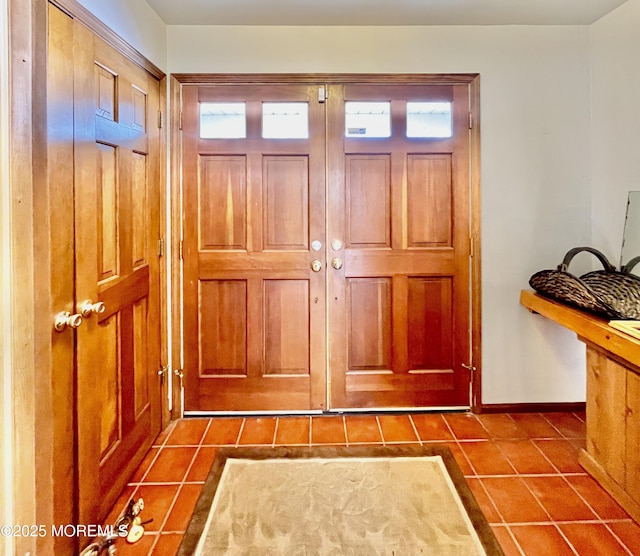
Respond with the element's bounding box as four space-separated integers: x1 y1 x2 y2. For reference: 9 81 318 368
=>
178 446 504 556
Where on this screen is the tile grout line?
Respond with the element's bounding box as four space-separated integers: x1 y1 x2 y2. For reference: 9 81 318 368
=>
540 413 586 442
271 418 278 448
511 472 581 556
471 475 508 526
560 472 631 528
341 415 350 447
145 423 214 556
530 437 582 475
127 480 206 487
600 523 636 555
234 418 246 448
503 525 527 556
407 415 424 446
374 416 385 446
145 484 184 555
526 436 566 475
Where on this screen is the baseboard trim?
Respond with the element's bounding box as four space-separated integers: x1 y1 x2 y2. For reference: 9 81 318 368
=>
479 402 585 414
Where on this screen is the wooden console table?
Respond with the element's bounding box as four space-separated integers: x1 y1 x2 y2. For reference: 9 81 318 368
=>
520 290 640 523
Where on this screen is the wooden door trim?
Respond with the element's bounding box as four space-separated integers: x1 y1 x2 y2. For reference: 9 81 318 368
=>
8 0 58 553
470 76 482 413
172 73 482 412
173 73 479 85
49 0 165 80
8 0 166 552
170 75 184 418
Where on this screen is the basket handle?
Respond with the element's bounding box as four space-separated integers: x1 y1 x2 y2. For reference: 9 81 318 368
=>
558 247 617 273
621 255 640 275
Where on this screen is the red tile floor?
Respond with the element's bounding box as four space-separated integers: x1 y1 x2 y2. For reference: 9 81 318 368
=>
104 412 640 555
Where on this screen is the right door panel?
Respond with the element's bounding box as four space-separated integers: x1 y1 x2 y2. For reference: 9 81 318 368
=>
328 84 472 409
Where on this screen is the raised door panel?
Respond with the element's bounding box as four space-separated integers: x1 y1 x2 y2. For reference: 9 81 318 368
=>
264 279 310 375
199 156 247 250
346 156 391 247
264 157 309 250
407 155 452 247
199 280 247 376
347 278 392 371
407 277 454 371
97 144 119 281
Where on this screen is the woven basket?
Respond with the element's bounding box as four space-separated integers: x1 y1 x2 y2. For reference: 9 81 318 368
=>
529 247 640 320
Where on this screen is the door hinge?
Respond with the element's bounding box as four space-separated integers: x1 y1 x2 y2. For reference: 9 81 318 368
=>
179 111 183 130
179 240 184 260
158 110 163 129
468 112 473 129
318 86 328 103
158 238 165 257
470 237 475 257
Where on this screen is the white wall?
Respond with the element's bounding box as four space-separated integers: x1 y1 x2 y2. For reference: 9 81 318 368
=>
168 25 592 405
76 0 168 70
590 0 640 265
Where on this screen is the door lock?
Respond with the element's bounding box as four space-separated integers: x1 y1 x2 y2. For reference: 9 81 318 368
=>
54 311 83 332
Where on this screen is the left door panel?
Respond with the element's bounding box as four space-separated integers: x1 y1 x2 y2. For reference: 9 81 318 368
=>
48 4 163 530
181 84 327 412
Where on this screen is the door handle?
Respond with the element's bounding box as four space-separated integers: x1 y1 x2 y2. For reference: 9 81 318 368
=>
331 258 343 270
80 300 106 318
54 311 83 332
311 260 322 272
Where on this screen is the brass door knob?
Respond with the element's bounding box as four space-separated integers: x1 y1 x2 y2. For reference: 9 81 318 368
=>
311 259 322 272
54 311 83 332
80 300 106 318
331 258 343 270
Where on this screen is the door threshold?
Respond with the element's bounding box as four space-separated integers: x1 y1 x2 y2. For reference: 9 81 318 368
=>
183 406 470 418
183 409 324 417
328 406 471 414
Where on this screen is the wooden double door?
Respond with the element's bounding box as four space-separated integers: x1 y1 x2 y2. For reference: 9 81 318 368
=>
48 4 163 536
182 80 475 412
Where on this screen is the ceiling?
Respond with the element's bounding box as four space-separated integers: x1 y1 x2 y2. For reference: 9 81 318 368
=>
145 0 628 26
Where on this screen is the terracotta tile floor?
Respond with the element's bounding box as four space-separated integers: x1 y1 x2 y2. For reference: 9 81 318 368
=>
104 411 640 555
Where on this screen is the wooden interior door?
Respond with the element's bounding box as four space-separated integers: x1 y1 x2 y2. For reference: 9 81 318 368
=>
73 21 163 525
327 84 472 409
181 84 327 411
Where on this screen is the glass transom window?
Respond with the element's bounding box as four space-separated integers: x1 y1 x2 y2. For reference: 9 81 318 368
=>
262 102 309 139
406 102 452 138
200 102 246 139
345 102 391 138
